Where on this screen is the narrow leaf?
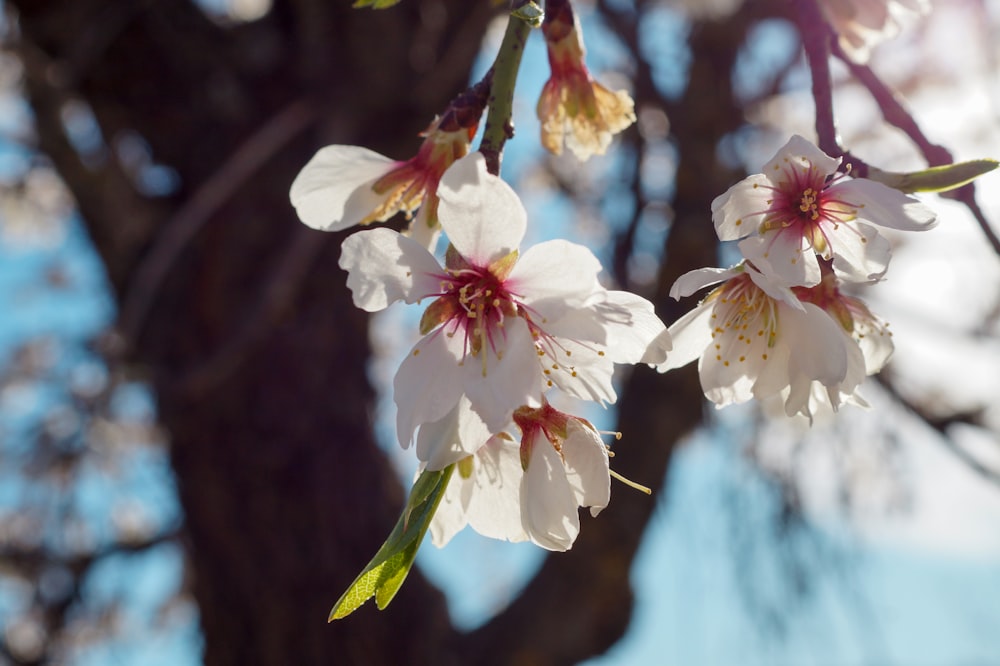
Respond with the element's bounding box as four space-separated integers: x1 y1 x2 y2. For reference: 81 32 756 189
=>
328 465 454 620
867 159 998 193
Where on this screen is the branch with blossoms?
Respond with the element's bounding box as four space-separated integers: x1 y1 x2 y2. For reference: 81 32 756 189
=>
288 0 998 620
793 0 1000 256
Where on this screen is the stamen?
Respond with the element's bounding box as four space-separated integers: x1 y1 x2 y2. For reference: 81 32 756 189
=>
610 469 652 495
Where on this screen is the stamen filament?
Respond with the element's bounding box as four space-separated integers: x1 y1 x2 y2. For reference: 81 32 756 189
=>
610 469 652 495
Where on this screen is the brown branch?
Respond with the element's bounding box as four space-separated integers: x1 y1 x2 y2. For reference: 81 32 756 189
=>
793 0 839 156
830 39 1000 258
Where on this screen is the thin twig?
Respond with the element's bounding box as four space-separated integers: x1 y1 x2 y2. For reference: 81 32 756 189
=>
829 40 1000 257
793 0 839 156
479 0 536 176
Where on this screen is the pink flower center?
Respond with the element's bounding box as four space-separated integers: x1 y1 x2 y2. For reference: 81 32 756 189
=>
420 252 596 384
751 161 863 257
427 264 520 374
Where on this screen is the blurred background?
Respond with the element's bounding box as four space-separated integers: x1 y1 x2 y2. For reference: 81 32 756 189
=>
1 0 999 664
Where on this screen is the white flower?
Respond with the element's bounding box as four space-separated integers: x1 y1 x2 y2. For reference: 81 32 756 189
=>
712 135 937 287
289 118 476 249
430 402 610 552
657 262 867 421
339 152 671 459
818 0 930 62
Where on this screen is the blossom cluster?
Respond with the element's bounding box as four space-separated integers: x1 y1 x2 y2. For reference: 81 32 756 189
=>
336 153 669 550
289 0 651 553
291 0 941 562
656 135 936 421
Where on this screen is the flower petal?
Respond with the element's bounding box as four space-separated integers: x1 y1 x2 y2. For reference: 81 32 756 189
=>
522 435 580 551
782 303 850 386
394 332 465 448
589 290 671 365
561 420 611 516
763 135 840 178
711 174 773 241
404 205 442 253
437 153 527 264
465 436 530 543
827 221 891 283
415 395 493 470
339 228 443 311
656 302 714 373
509 239 603 310
429 463 473 547
669 266 739 300
739 231 821 288
463 318 543 433
290 145 395 231
835 177 938 231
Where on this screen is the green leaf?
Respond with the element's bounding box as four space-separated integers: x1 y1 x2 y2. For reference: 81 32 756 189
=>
328 465 454 620
867 159 998 193
352 0 401 9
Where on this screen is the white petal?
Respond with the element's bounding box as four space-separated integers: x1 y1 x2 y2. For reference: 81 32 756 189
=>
835 178 938 231
289 145 395 230
656 302 714 373
591 290 671 365
545 339 618 404
827 221 891 283
522 435 580 551
510 240 602 309
782 303 849 386
393 332 465 447
437 153 527 264
854 313 894 374
763 135 840 178
669 266 738 300
415 396 493 470
561 420 611 514
405 205 442 253
739 231 821 289
698 330 757 406
743 260 808 310
711 174 773 241
339 228 443 311
463 319 543 433
751 333 792 400
465 436 530 543
429 463 473 547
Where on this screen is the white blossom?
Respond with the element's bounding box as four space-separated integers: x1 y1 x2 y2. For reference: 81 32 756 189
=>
289 119 475 249
430 402 611 552
339 152 671 461
712 135 936 287
658 262 869 421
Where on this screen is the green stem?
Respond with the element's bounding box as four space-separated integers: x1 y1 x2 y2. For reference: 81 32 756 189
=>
480 0 541 176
